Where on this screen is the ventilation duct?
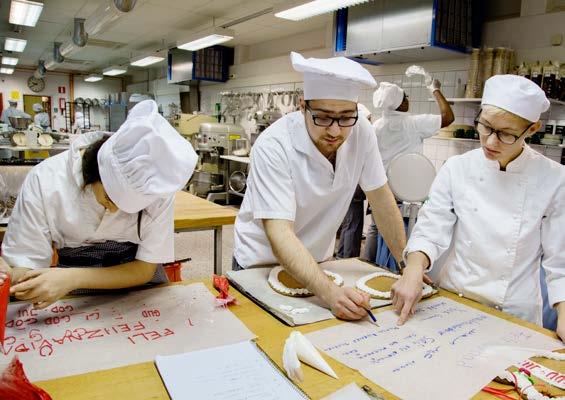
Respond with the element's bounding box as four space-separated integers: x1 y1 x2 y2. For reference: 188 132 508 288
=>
53 42 64 63
33 59 46 78
72 18 88 47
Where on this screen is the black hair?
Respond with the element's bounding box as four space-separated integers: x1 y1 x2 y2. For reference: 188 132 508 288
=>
82 136 110 188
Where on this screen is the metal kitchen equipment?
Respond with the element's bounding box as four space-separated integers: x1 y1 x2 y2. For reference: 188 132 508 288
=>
190 122 245 200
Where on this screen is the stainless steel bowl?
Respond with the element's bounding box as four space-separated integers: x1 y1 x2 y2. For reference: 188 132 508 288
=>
229 171 247 193
8 117 31 130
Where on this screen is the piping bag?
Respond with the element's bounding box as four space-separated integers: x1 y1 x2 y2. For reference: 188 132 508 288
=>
0 275 9 344
0 356 53 400
283 331 338 383
405 65 433 86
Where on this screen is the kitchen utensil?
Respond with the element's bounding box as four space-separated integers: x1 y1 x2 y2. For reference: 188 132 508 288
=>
229 171 247 193
8 117 31 130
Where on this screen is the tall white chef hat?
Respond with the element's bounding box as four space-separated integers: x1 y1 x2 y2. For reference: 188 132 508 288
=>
482 75 550 122
373 82 405 110
98 99 197 213
291 52 377 102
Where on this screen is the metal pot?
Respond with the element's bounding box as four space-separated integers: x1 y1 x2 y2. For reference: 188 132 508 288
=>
229 170 247 193
8 117 31 130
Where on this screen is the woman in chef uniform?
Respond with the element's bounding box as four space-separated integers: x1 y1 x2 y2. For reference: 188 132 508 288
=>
390 75 565 342
0 100 197 309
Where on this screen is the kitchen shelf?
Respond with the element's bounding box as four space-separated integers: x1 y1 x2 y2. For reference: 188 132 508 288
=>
428 98 565 106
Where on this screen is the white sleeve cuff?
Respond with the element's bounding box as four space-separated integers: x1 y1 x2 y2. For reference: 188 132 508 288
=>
547 278 565 308
403 238 438 271
253 211 295 221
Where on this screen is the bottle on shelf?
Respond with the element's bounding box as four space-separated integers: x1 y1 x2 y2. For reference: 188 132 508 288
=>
531 61 543 87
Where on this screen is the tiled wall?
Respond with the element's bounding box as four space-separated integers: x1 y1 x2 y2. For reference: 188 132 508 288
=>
200 64 565 167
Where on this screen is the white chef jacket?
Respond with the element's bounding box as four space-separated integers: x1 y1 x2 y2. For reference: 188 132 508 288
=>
375 111 441 170
2 132 175 269
34 112 50 129
234 111 387 267
405 146 565 325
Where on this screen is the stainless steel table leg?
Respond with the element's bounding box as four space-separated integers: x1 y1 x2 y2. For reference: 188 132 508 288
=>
214 226 222 275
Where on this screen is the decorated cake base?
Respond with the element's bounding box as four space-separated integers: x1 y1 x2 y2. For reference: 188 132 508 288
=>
268 266 344 297
356 271 435 299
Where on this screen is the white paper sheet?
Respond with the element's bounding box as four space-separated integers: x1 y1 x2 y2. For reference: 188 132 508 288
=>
155 341 307 400
307 297 563 400
227 259 421 326
0 283 255 381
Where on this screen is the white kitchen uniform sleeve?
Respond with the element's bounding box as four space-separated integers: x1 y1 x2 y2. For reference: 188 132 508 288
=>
404 157 457 265
2 170 53 269
136 196 175 264
540 181 565 308
408 114 442 139
248 141 296 221
358 119 388 192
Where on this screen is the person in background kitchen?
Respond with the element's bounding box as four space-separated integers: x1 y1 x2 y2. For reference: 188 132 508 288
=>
391 75 565 344
0 100 197 309
1 99 31 128
336 103 373 259
363 80 454 269
234 52 407 321
33 103 51 130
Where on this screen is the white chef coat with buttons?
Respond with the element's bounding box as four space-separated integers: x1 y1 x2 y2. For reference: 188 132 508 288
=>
375 111 441 170
405 145 565 325
234 111 387 267
2 132 175 269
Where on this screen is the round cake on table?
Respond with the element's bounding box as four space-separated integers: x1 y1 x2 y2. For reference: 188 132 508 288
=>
268 266 344 297
355 271 435 299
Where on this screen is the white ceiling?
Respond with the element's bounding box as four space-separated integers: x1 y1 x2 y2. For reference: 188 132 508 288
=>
0 0 332 73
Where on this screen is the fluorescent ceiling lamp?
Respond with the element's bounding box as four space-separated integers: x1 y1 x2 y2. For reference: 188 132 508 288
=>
2 57 19 66
84 74 103 82
9 0 44 27
275 0 370 21
4 37 27 52
0 67 15 74
103 65 127 76
177 27 234 51
130 54 165 67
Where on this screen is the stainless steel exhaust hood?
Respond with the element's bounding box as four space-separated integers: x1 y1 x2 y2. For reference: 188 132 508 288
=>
343 0 482 63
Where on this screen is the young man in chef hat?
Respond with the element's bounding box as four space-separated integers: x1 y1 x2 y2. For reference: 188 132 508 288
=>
234 52 407 320
391 75 565 342
0 100 197 308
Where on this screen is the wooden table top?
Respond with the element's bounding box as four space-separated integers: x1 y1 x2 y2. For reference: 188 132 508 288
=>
0 191 238 235
35 279 564 400
173 191 238 230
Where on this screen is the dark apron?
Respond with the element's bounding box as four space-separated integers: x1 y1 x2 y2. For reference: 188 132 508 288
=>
57 241 168 295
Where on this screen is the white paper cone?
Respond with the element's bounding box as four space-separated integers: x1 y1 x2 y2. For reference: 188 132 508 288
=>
283 332 303 382
293 332 338 379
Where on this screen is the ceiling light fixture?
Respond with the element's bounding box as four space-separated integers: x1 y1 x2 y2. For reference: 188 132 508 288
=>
2 57 19 66
0 67 15 75
84 73 103 82
9 0 44 27
4 37 27 52
274 0 370 21
177 27 235 51
103 65 127 76
130 53 165 67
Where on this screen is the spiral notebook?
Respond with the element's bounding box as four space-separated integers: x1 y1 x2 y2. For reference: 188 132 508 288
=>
155 340 308 400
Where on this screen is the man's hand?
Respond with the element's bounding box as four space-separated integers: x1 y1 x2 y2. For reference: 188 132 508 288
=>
557 317 564 343
10 268 76 309
556 303 565 343
326 286 370 320
391 264 425 325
